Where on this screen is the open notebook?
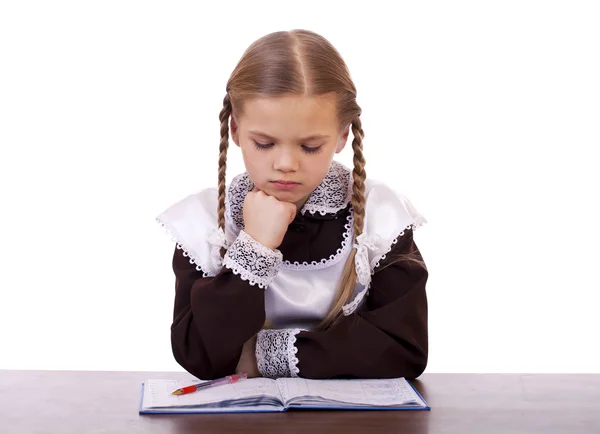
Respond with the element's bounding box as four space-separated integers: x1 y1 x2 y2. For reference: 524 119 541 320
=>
139 377 430 414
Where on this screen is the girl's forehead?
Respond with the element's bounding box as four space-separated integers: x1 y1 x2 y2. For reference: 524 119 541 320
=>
239 94 340 138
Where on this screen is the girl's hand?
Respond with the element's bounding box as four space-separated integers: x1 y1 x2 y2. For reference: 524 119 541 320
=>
243 187 296 250
235 335 261 378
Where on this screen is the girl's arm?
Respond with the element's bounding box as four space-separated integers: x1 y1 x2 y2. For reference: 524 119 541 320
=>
170 230 281 380
256 228 429 380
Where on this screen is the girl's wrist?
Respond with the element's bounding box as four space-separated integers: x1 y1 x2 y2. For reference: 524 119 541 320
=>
242 228 278 250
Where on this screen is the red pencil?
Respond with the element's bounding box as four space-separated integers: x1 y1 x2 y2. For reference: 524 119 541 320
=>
171 373 248 396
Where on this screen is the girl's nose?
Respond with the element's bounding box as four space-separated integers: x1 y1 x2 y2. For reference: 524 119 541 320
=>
273 148 299 172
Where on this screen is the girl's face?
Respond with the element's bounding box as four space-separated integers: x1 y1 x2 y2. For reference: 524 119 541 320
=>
231 93 350 210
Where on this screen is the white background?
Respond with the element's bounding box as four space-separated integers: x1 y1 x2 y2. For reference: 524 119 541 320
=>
1 1 598 373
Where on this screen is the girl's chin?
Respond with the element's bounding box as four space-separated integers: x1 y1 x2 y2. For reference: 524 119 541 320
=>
269 190 301 201
261 186 306 203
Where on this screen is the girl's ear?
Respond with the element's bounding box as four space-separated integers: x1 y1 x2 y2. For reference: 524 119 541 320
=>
335 125 350 154
230 115 240 147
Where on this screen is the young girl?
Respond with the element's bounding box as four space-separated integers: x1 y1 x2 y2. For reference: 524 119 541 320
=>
157 30 429 381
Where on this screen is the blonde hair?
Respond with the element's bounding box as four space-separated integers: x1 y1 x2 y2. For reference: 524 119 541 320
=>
218 30 381 329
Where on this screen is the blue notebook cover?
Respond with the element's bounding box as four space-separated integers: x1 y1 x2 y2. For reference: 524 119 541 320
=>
138 378 430 414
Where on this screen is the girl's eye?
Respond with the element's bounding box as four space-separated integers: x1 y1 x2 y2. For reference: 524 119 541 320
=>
302 145 323 154
253 141 273 151
253 141 322 154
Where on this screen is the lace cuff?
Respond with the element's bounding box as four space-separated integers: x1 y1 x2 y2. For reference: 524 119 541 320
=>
222 230 283 289
255 328 302 378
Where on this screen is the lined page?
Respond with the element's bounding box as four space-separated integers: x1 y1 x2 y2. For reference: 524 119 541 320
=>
277 378 425 407
142 378 281 409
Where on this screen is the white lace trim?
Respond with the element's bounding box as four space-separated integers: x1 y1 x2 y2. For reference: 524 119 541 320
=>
281 210 354 270
156 217 214 277
222 230 283 289
225 173 254 231
342 285 370 316
255 328 302 378
206 227 231 271
353 232 381 287
300 160 352 216
371 222 425 270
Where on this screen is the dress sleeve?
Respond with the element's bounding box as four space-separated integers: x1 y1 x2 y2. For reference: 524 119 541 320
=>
254 228 429 379
170 230 283 380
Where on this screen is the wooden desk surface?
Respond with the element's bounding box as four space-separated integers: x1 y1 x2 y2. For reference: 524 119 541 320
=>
1 370 598 434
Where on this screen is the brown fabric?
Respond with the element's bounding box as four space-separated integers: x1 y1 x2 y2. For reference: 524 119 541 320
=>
170 205 428 380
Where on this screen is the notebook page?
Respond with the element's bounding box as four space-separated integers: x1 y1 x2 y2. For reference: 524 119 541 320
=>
278 378 424 407
143 378 281 409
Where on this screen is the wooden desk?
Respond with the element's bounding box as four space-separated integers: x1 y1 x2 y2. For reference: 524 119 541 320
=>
1 371 598 433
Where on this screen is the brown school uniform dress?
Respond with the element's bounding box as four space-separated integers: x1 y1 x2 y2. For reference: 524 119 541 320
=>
157 161 429 380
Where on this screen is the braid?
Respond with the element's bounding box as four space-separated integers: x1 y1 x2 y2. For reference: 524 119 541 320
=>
319 115 366 329
350 117 366 237
217 94 232 258
218 93 231 233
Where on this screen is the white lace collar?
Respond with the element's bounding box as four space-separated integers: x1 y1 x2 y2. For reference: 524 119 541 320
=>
226 160 353 230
